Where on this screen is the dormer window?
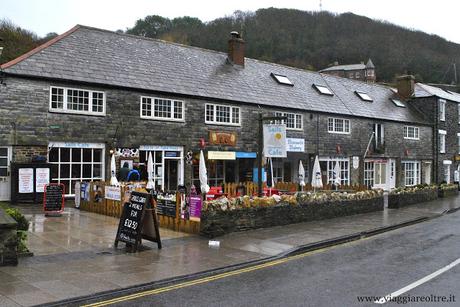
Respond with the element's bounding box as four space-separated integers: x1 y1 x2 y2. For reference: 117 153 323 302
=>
313 84 333 96
391 99 406 108
355 91 373 102
271 73 293 86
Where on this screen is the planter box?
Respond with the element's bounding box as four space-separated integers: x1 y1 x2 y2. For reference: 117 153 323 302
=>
388 188 438 209
0 209 18 266
438 188 459 198
200 196 384 238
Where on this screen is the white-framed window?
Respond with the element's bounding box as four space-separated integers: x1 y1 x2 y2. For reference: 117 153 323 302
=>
48 144 105 196
404 126 420 140
140 96 184 121
49 86 105 116
319 157 350 185
205 103 240 126
402 161 421 186
328 117 350 134
312 84 334 96
275 112 303 130
439 99 446 121
439 130 446 153
374 123 384 148
364 162 374 187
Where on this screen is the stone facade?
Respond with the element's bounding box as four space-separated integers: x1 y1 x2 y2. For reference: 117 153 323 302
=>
0 76 434 190
388 188 438 208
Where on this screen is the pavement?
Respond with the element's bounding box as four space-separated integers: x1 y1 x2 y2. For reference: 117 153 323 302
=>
0 194 459 306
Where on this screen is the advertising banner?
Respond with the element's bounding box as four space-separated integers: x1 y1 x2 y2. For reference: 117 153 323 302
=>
263 124 287 158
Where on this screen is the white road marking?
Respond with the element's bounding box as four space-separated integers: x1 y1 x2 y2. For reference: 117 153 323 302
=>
375 257 460 304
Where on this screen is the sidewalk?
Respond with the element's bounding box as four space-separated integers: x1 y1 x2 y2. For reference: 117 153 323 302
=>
1 195 459 306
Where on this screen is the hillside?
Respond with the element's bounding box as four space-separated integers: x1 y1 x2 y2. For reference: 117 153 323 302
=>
126 8 460 84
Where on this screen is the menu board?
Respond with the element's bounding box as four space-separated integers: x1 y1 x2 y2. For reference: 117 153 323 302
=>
36 168 50 193
189 196 202 222
115 191 150 246
18 168 34 193
44 184 64 212
156 198 177 217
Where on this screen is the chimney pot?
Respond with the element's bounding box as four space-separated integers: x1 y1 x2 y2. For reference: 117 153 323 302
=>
228 31 245 67
396 75 415 99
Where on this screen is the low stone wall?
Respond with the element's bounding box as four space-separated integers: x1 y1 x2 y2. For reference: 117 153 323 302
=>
439 188 459 198
0 208 18 266
388 188 438 209
200 196 384 238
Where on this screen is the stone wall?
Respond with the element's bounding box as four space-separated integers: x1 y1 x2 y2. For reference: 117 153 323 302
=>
388 188 438 208
439 187 459 198
200 196 384 237
0 209 18 266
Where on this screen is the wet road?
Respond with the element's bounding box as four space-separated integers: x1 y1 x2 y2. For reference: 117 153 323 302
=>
86 210 460 307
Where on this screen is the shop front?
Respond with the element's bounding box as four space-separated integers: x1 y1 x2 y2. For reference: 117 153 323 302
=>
0 146 12 201
319 156 351 186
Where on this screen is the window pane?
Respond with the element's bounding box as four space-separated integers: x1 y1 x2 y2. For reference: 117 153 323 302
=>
0 158 7 167
154 99 172 118
83 149 92 161
61 180 70 195
71 148 81 162
83 164 91 178
0 148 7 156
61 164 70 178
93 164 102 178
51 164 58 179
216 105 230 123
71 164 81 178
206 105 214 122
61 148 70 162
0 168 7 176
232 107 239 124
173 101 183 119
93 149 102 162
142 97 152 117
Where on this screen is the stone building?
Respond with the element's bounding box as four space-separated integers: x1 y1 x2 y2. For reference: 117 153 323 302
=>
320 59 376 83
0 26 434 199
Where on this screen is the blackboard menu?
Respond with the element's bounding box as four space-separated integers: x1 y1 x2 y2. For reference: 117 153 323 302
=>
44 184 64 212
156 198 176 217
116 191 150 245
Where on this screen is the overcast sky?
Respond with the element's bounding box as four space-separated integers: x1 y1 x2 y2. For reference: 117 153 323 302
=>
2 0 460 44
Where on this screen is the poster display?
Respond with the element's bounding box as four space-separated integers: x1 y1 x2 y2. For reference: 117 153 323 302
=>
105 185 121 201
18 168 34 193
263 124 287 158
35 168 50 193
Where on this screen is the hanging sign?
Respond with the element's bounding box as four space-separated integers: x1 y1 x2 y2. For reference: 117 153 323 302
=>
352 156 359 169
18 168 34 193
263 124 287 158
35 168 50 193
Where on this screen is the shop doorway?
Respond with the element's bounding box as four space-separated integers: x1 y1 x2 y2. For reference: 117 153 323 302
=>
0 147 12 201
373 162 386 189
164 159 178 191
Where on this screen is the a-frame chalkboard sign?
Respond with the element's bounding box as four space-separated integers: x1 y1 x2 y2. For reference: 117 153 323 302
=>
115 191 162 252
43 183 65 216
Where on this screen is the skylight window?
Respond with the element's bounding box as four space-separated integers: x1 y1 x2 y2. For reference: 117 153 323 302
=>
391 98 406 108
313 84 334 96
355 91 373 102
271 73 293 86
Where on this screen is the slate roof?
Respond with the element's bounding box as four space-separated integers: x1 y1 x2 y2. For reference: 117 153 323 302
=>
1 25 427 124
414 83 460 103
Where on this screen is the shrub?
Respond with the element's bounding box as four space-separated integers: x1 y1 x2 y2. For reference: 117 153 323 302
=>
5 207 29 231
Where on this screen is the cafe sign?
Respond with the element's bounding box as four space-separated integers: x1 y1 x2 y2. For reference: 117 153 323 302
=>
263 124 287 158
208 151 236 160
209 131 237 147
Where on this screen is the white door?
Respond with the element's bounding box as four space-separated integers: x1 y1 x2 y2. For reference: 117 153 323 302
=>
388 159 396 190
424 163 432 184
373 162 387 189
0 147 12 201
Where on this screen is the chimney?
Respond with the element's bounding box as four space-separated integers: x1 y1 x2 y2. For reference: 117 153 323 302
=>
228 31 245 67
396 75 415 99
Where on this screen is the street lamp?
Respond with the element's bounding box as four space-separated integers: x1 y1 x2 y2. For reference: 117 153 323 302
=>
257 113 287 197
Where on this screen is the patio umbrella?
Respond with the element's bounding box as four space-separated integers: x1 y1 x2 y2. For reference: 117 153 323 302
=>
311 156 323 191
109 154 119 186
333 160 341 189
298 160 306 190
146 152 155 190
266 157 274 188
199 150 210 194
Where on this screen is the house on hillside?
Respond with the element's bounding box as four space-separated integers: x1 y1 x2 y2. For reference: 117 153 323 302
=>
320 59 376 83
0 26 438 200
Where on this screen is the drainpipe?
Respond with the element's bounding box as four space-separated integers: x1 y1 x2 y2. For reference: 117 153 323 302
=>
434 101 439 184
